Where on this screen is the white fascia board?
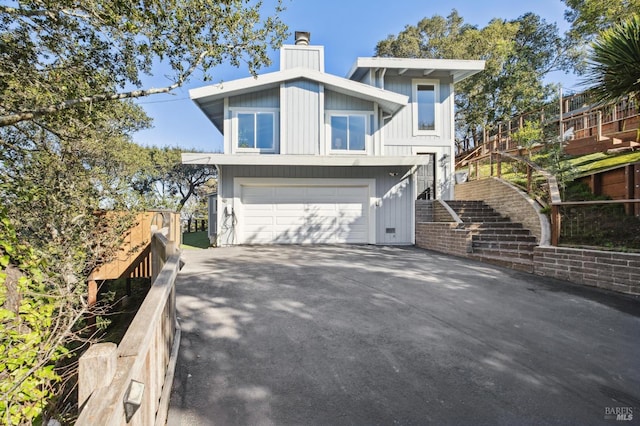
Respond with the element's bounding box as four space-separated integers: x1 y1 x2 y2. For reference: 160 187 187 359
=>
189 68 408 114
182 153 429 167
189 70 286 100
347 57 485 83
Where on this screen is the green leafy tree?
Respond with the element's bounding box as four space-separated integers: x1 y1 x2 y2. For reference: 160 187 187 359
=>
133 147 217 212
512 120 544 159
563 0 640 41
0 1 286 422
0 0 287 126
582 14 640 104
376 10 574 152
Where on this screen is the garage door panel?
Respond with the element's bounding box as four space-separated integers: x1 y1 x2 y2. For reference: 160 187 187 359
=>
274 187 306 199
244 216 274 226
275 216 308 225
306 187 338 199
243 186 274 200
240 184 370 244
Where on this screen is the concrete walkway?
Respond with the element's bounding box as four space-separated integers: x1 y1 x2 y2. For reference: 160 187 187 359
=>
167 245 640 425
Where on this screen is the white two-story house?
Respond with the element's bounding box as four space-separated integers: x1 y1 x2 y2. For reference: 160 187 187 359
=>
183 32 484 246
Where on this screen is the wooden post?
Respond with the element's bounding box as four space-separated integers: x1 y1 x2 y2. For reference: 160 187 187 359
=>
78 343 117 409
490 153 494 176
635 164 640 216
497 154 502 178
558 86 563 139
527 165 532 193
597 110 603 140
590 173 602 196
551 205 561 246
625 165 634 215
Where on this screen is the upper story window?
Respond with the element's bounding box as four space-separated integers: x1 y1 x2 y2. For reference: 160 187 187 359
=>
327 112 370 153
232 109 278 152
412 79 439 136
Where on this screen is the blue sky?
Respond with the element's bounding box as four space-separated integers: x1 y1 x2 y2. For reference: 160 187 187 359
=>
133 0 577 153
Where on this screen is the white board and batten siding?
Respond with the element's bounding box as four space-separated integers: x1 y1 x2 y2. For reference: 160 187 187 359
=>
325 90 374 111
280 45 324 72
217 166 414 246
383 75 453 145
282 80 320 155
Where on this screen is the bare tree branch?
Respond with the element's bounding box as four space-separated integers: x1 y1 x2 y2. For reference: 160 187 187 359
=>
0 51 207 127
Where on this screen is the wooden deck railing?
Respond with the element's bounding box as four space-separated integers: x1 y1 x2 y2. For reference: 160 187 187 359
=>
456 94 639 167
76 212 182 426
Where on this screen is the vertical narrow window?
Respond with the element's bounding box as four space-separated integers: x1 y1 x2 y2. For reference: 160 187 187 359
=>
330 114 367 151
413 79 439 135
417 84 435 131
235 111 276 151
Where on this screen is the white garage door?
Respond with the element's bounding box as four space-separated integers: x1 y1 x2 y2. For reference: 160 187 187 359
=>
240 185 370 244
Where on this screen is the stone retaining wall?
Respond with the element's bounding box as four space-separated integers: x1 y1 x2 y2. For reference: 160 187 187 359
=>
533 246 640 296
415 222 472 258
416 198 640 297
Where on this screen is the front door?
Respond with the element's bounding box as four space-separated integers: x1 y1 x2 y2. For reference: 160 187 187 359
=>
416 153 436 199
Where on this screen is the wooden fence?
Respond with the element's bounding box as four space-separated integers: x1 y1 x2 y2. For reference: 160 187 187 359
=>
76 214 181 426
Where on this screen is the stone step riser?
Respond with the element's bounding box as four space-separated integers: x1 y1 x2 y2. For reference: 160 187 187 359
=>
468 223 525 230
472 242 538 251
459 217 509 223
473 235 537 242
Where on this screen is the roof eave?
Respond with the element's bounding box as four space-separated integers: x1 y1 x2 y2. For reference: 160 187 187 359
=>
182 153 429 167
347 57 485 82
190 67 408 118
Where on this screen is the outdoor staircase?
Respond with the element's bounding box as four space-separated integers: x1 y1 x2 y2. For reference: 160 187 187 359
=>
446 201 537 273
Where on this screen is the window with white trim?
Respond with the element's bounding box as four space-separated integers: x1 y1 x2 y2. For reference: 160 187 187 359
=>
233 110 277 152
412 79 439 135
327 113 369 152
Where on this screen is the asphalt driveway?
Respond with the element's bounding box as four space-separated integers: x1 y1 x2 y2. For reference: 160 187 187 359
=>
167 245 640 425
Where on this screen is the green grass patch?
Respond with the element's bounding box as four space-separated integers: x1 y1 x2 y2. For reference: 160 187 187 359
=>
182 231 210 249
569 151 640 175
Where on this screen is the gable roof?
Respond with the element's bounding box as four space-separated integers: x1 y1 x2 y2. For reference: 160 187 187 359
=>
190 67 409 132
347 57 485 84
